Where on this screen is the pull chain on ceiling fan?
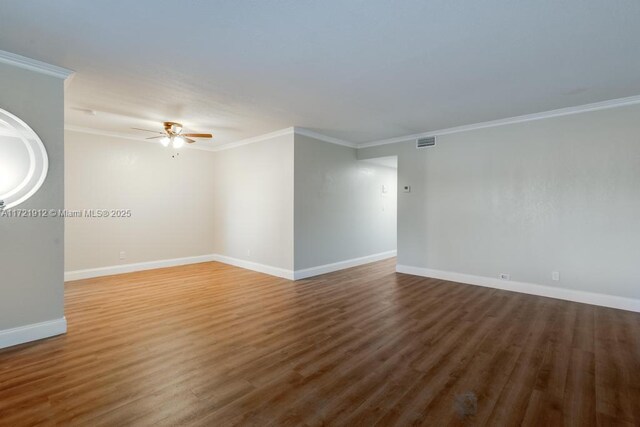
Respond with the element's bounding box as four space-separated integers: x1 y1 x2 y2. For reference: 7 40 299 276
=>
132 122 213 148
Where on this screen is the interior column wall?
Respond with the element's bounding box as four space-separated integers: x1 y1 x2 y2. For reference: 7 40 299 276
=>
0 62 65 334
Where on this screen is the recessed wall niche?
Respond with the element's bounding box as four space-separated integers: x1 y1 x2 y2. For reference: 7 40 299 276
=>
0 107 48 209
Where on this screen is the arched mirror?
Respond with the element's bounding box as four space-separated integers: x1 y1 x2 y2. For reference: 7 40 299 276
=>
0 108 48 209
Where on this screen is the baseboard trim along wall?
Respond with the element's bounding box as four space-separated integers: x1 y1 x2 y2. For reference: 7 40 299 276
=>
65 254 295 281
0 317 67 350
65 251 399 282
294 250 397 280
210 254 295 280
396 265 640 313
64 254 218 281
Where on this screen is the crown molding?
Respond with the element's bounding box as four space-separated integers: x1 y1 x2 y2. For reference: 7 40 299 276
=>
0 50 74 80
65 125 220 152
293 127 357 148
65 126 356 153
66 93 640 153
64 125 299 152
210 127 295 151
65 125 157 143
358 94 640 148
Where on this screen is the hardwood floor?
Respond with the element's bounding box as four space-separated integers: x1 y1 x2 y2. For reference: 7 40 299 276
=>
1 259 639 426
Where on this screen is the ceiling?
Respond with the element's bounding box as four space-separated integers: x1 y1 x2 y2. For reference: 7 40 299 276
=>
1 0 639 148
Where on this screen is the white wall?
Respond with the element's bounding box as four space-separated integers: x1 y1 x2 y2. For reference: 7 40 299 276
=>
0 60 66 345
294 134 397 271
359 103 640 304
65 129 404 280
65 130 217 272
65 131 294 278
211 133 295 271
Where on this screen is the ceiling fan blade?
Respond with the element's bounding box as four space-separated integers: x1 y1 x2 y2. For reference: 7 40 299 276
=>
132 127 163 134
183 133 213 138
185 137 196 144
146 135 164 140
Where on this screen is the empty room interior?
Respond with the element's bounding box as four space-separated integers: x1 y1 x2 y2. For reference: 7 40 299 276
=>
1 1 639 426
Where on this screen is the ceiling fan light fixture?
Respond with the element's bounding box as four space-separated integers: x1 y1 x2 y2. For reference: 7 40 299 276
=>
133 122 212 148
172 135 185 149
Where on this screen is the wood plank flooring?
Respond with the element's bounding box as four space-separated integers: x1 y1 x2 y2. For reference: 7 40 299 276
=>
1 259 639 426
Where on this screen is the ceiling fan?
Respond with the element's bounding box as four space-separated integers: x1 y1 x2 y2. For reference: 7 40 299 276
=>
132 122 213 148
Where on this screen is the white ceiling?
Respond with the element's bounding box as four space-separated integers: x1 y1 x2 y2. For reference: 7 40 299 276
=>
1 1 639 148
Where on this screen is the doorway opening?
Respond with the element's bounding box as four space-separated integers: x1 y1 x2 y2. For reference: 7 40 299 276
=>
358 155 398 267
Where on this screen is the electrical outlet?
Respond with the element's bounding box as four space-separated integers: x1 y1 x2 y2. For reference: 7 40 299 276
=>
119 251 126 260
499 273 510 280
552 271 560 281
382 184 388 194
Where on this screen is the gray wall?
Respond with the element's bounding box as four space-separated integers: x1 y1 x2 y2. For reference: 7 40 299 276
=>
0 62 65 330
212 134 295 270
294 134 397 270
65 130 217 271
358 140 428 268
359 104 640 300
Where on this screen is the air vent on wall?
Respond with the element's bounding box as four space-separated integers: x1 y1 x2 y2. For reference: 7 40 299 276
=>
417 136 436 148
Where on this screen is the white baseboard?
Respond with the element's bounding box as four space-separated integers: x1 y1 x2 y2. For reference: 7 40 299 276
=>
0 317 67 350
396 265 640 313
65 251 399 283
294 250 397 280
211 254 295 280
66 254 295 281
64 254 217 281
